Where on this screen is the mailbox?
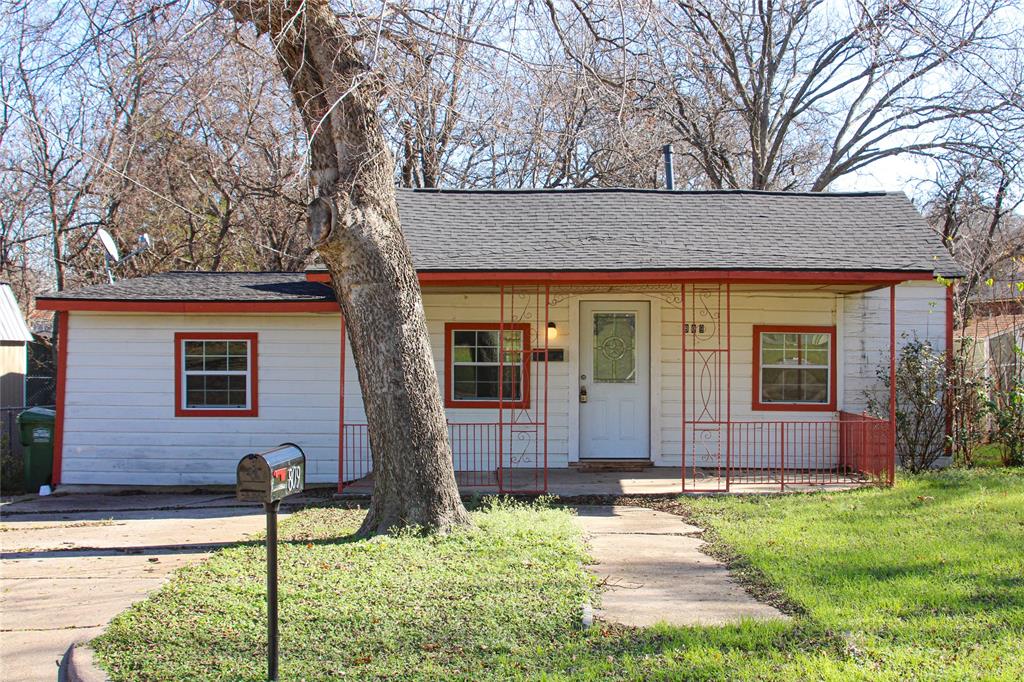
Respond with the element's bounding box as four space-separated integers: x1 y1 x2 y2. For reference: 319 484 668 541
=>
236 443 305 504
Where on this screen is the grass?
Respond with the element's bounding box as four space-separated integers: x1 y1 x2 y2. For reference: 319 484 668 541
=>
91 498 594 681
973 442 1011 467
92 471 1024 680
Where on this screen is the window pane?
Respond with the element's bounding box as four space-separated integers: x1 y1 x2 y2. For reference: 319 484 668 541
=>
502 350 522 364
205 341 227 356
502 331 522 350
204 355 228 371
453 347 473 363
803 349 828 367
803 334 829 351
186 375 205 392
782 335 801 364
476 366 499 384
206 390 229 406
800 368 828 403
227 341 247 356
185 355 204 371
453 331 475 347
229 390 247 406
476 346 497 363
205 375 229 391
184 341 204 357
227 355 248 371
476 331 499 348
593 313 636 383
503 366 522 401
762 349 784 365
761 333 785 349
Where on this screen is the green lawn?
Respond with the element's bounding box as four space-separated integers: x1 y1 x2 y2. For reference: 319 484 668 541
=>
92 498 595 681
93 472 1024 680
973 442 1010 467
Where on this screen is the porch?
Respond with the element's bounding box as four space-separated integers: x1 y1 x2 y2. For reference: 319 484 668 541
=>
340 467 868 496
337 278 903 496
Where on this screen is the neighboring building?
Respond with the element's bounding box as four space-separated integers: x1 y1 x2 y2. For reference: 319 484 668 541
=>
969 275 1024 319
959 313 1023 402
36 189 959 492
0 283 34 408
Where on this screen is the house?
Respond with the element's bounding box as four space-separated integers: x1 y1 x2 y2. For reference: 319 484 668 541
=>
958 314 1023 401
0 283 34 409
35 188 959 493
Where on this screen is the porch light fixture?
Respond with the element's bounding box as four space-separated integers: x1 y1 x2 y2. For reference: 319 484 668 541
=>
547 322 558 341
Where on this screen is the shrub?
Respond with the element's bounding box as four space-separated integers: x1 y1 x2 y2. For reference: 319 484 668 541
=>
948 343 990 468
984 352 1024 466
867 335 947 472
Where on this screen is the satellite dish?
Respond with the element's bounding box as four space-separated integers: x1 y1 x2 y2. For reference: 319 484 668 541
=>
97 229 121 262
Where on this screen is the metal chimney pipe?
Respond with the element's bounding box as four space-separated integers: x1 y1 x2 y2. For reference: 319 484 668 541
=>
663 144 674 190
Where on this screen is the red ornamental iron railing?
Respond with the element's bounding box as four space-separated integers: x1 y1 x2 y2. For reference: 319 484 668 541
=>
837 412 894 485
726 415 893 489
340 422 502 491
339 414 894 492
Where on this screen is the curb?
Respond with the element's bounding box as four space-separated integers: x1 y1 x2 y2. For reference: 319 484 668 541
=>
58 642 108 682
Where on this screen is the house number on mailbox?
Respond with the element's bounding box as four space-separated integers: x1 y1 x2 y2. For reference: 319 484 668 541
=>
271 465 302 495
684 323 706 334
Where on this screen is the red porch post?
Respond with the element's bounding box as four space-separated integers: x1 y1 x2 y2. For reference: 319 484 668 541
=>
888 285 897 485
725 282 732 491
680 282 686 491
543 284 550 492
51 311 69 487
337 315 346 494
498 284 505 492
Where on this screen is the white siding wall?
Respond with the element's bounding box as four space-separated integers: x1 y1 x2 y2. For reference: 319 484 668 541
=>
59 281 949 485
841 281 949 414
62 313 344 485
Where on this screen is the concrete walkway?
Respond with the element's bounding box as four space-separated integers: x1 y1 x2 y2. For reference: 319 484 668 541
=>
0 492 317 682
573 505 786 627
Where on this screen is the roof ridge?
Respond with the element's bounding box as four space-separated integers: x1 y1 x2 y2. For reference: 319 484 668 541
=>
398 186 901 198
162 270 308 275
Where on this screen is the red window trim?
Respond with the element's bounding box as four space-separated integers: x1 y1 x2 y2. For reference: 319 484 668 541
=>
752 324 837 412
174 332 259 417
444 322 531 409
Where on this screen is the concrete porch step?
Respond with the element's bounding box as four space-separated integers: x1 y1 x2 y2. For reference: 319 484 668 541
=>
571 459 653 473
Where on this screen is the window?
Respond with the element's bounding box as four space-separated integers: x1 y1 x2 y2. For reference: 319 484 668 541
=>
444 323 530 408
174 332 258 417
752 325 835 411
592 312 637 383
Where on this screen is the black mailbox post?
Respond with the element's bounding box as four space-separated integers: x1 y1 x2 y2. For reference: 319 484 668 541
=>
237 444 305 682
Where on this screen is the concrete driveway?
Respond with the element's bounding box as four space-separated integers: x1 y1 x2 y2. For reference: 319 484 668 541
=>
0 492 317 681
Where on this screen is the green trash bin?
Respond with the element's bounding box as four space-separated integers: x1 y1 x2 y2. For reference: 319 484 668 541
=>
17 407 56 492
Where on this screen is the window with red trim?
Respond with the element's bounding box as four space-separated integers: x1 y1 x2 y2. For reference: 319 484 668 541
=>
444 323 530 408
752 325 836 411
174 332 258 417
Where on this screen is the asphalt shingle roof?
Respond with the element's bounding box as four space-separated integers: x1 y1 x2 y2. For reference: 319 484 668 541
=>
39 188 961 303
40 272 335 302
395 188 960 275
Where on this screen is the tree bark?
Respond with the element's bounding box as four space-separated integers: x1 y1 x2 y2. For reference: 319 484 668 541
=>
219 0 469 535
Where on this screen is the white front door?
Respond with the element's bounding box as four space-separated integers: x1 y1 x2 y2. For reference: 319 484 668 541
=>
579 301 651 459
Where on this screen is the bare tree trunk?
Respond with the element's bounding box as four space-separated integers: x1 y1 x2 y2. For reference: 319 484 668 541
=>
220 0 469 535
